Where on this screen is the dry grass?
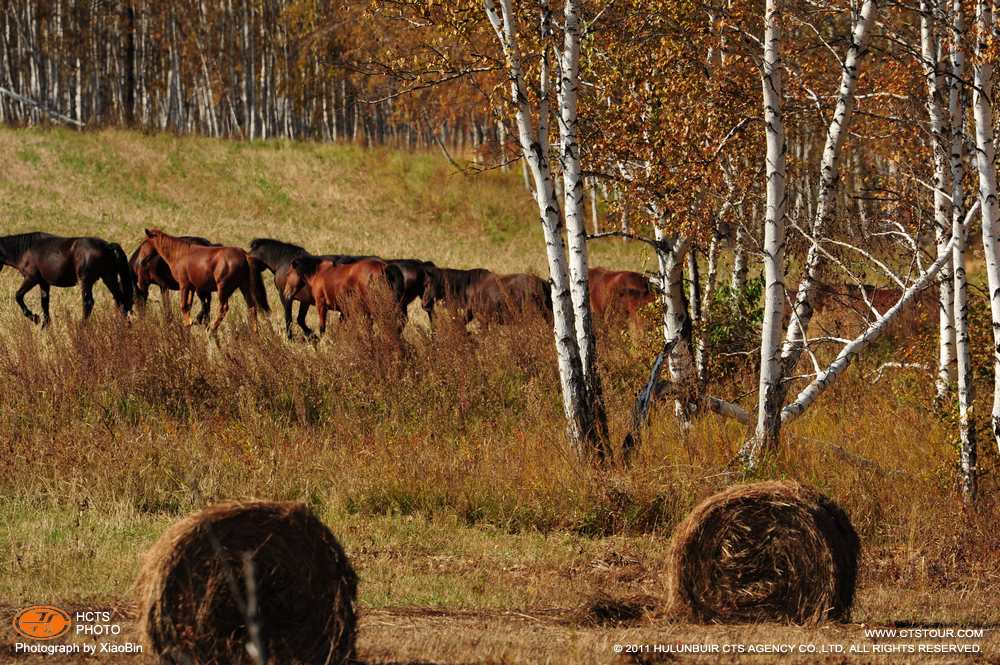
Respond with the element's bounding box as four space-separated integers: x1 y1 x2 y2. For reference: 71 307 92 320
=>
1 128 999 663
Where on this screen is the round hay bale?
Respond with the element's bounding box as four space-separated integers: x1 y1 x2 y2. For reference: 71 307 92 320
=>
136 501 357 665
667 481 859 624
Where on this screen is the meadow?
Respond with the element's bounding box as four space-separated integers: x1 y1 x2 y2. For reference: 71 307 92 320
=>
1 128 998 663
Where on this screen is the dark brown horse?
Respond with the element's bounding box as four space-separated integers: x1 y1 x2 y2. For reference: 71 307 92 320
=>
143 229 269 332
283 255 404 337
0 232 133 325
588 267 656 328
248 238 424 337
130 236 217 324
422 267 551 326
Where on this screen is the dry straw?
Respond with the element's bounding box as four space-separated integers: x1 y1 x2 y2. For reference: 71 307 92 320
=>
667 481 859 624
136 501 357 664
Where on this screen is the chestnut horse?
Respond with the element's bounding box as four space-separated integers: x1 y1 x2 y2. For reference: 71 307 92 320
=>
143 229 269 332
283 255 404 337
0 231 133 325
588 267 656 328
130 235 217 324
422 267 551 326
248 238 427 337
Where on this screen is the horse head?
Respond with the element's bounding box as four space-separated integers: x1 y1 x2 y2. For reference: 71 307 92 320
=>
421 267 444 312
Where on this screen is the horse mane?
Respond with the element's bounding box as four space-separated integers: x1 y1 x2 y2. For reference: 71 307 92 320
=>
249 238 309 269
290 254 325 278
0 232 57 263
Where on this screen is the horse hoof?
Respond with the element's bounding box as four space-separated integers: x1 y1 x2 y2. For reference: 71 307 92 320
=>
30 315 41 325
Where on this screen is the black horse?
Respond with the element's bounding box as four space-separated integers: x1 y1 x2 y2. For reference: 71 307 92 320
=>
129 235 217 324
0 232 133 325
248 238 435 337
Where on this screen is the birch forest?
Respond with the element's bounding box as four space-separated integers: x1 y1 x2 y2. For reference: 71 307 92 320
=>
3 0 1000 503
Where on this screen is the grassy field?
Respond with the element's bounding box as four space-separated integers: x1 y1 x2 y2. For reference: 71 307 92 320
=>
1 128 998 663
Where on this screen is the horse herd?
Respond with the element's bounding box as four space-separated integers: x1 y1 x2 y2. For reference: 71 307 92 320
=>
0 230 657 337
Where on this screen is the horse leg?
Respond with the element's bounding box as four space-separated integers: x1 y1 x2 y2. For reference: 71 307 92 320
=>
39 284 51 328
210 283 236 335
280 293 295 338
196 293 212 325
179 287 195 327
238 283 258 331
317 303 328 338
81 278 96 319
297 302 314 338
15 276 40 324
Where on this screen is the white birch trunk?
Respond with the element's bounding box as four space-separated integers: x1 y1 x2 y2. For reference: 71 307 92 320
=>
747 0 788 462
922 0 955 399
558 0 605 433
484 0 604 460
654 232 698 417
779 0 878 377
732 221 749 291
950 0 977 498
972 0 1000 460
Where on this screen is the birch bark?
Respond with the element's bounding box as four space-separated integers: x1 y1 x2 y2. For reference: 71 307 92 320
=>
972 0 1000 459
483 0 606 460
748 0 788 460
558 0 607 437
921 0 955 399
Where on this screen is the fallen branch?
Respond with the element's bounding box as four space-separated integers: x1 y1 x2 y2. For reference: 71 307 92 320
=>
0 86 85 127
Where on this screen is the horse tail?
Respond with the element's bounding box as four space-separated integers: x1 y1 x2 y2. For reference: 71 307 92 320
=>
110 243 134 313
384 263 406 311
247 256 271 313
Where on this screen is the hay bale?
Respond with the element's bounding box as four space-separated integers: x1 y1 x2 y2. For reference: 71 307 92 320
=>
136 501 357 665
667 481 859 624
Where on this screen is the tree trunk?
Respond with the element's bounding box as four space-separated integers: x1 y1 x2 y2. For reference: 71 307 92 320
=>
484 0 607 462
972 0 1000 460
558 0 608 441
922 0 955 400
744 0 788 465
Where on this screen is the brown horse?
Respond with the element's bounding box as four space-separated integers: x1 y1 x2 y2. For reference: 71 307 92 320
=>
247 238 415 338
0 232 133 325
422 267 551 326
588 267 656 328
130 236 217 324
143 229 269 333
283 255 404 337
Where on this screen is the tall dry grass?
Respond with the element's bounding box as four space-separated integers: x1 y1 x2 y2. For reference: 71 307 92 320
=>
1 303 996 598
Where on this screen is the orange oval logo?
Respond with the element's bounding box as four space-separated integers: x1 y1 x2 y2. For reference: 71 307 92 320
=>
12 606 72 640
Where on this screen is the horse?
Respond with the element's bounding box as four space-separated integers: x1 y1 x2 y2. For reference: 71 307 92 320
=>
422 267 551 326
282 254 405 338
812 281 937 336
130 236 217 324
248 238 429 337
0 231 133 325
143 229 269 333
588 267 656 328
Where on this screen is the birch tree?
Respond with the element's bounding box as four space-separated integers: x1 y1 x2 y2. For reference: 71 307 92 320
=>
971 0 1000 459
947 0 977 499
748 0 788 459
743 0 879 465
922 0 956 400
483 0 608 461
